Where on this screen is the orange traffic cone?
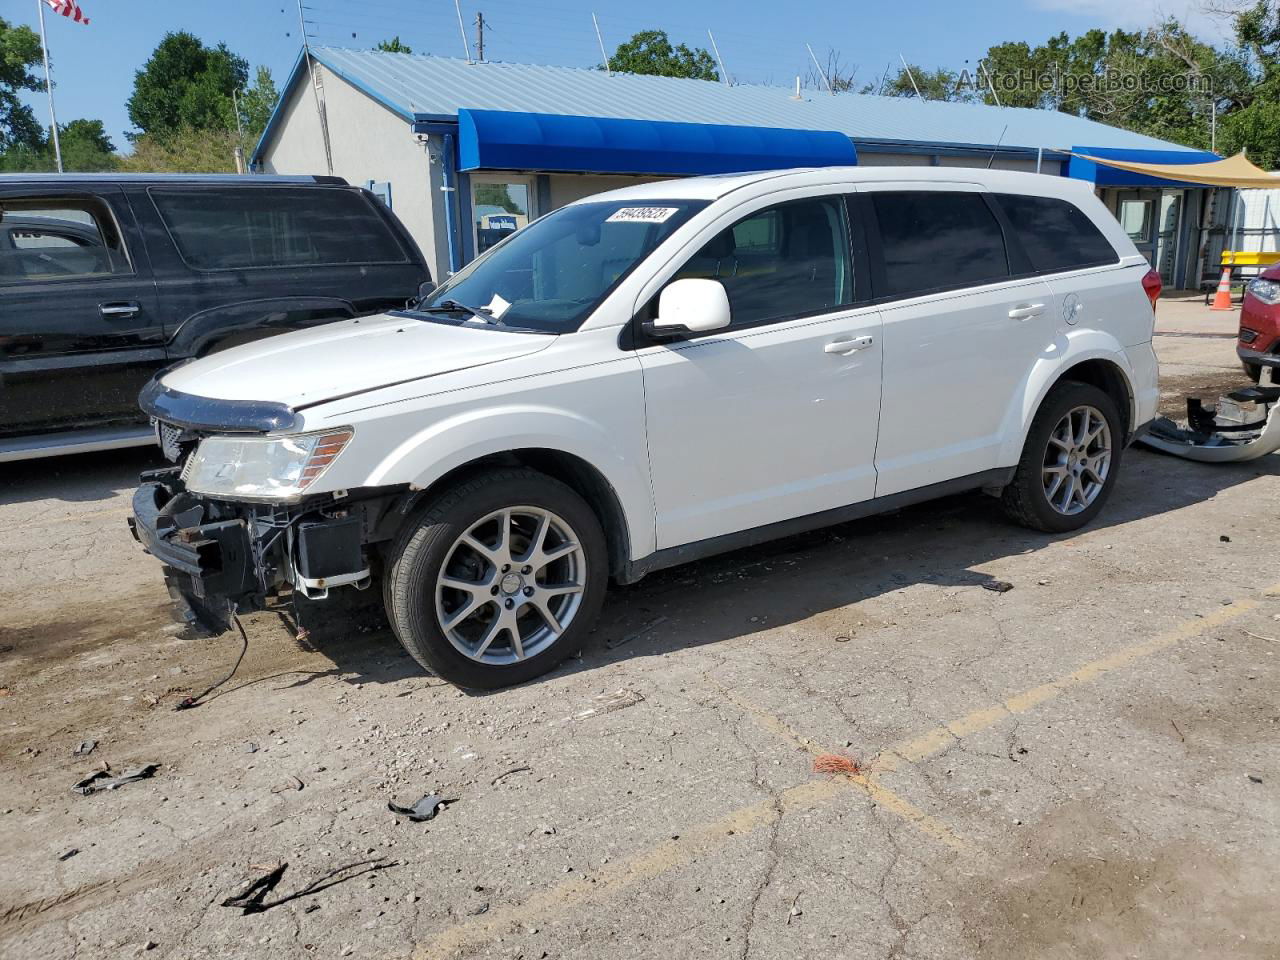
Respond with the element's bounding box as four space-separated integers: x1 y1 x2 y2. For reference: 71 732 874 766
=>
1210 265 1235 311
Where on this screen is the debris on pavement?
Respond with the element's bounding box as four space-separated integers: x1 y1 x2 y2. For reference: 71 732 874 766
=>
72 739 97 757
58 848 79 861
786 892 803 924
813 753 863 775
221 862 289 913
270 776 305 794
1248 775 1264 784
1220 535 1232 542
491 766 532 786
1139 380 1280 462
222 859 398 915
388 794 451 822
606 616 669 650
981 579 1015 593
570 688 645 721
72 763 159 796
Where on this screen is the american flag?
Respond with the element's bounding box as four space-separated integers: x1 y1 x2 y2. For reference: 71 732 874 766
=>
43 0 90 25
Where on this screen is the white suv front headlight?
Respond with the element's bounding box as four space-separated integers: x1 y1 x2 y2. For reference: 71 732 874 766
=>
183 428 354 502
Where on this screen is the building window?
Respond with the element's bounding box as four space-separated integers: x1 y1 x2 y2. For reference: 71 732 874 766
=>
472 178 533 255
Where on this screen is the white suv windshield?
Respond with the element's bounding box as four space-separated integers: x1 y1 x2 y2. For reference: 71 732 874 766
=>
416 199 707 332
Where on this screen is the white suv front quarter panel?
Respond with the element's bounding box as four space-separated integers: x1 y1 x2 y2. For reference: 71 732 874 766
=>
292 328 658 561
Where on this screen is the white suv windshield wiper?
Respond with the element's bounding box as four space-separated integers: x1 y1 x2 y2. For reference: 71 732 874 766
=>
416 299 497 324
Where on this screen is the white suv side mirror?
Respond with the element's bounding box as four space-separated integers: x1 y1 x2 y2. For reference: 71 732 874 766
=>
645 278 732 339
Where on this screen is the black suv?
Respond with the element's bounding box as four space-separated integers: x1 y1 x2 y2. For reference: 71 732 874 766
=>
0 174 429 461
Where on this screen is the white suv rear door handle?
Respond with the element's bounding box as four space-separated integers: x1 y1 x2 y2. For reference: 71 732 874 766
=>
824 335 874 355
1008 303 1045 321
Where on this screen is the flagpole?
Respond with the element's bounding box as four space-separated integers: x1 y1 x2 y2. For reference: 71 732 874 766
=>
36 0 63 173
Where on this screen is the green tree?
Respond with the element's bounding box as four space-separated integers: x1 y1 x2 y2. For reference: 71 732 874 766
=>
0 117 116 172
119 126 237 173
885 63 973 102
0 16 45 151
605 30 718 81
126 31 248 139
376 36 413 54
238 65 278 147
1220 1 1280 166
59 118 116 170
473 183 522 214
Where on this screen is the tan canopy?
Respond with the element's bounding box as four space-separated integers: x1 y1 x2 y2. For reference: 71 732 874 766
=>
1070 151 1279 188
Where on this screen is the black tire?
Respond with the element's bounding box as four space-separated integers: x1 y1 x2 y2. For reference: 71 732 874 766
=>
1243 360 1262 383
383 468 608 689
1001 381 1124 534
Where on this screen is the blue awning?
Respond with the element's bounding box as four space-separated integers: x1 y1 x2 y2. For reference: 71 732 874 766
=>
1067 146 1222 188
457 108 857 176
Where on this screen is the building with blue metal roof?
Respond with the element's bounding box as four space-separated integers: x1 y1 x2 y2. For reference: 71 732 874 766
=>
253 46 1221 287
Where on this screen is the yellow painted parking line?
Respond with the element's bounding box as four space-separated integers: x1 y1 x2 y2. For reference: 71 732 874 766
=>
881 588 1277 771
709 677 974 851
413 778 845 960
411 583 1280 959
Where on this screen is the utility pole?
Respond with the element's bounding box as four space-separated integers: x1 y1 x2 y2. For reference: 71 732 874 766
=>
454 0 472 63
899 53 923 100
806 43 833 95
36 0 62 173
475 12 486 62
593 13 611 76
295 0 333 174
231 87 247 174
707 30 730 86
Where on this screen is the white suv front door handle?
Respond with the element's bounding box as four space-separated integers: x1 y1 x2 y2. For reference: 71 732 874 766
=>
824 335 874 355
1008 303 1045 321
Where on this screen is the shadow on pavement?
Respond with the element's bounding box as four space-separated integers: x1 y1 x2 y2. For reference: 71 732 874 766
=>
1 446 164 507
283 446 1279 693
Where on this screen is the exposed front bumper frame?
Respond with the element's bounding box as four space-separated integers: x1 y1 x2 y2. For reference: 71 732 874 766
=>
128 470 265 634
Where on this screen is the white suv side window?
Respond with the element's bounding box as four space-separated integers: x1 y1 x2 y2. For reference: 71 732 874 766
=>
673 196 852 327
871 191 1008 298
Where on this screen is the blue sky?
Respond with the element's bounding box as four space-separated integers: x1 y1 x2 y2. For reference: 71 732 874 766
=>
9 0 1225 151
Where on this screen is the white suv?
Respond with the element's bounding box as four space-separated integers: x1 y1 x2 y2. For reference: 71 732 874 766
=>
131 167 1161 688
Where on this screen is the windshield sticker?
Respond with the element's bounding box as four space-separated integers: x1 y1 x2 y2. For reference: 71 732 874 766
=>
606 207 680 224
484 292 511 320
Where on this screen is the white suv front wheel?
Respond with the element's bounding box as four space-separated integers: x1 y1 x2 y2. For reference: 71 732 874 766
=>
384 469 608 688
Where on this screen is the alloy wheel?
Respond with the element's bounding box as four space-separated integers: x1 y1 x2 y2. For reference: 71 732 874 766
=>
434 506 586 664
1041 404 1112 516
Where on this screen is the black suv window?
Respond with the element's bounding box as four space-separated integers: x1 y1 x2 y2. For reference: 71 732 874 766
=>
995 193 1119 274
0 197 131 283
676 196 852 327
871 191 1009 298
149 186 408 271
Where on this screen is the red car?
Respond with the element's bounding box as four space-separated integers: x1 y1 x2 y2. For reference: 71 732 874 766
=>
1240 264 1280 381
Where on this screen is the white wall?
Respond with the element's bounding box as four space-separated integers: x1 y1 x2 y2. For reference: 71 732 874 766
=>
547 173 666 208
258 64 447 280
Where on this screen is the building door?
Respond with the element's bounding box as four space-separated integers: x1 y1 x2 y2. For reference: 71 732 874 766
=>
1116 190 1158 266
471 177 534 256
1154 190 1183 285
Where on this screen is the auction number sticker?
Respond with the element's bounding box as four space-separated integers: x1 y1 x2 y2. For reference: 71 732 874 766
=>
606 207 680 224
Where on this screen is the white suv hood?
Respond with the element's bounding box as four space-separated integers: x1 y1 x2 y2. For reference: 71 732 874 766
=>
161 314 554 408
